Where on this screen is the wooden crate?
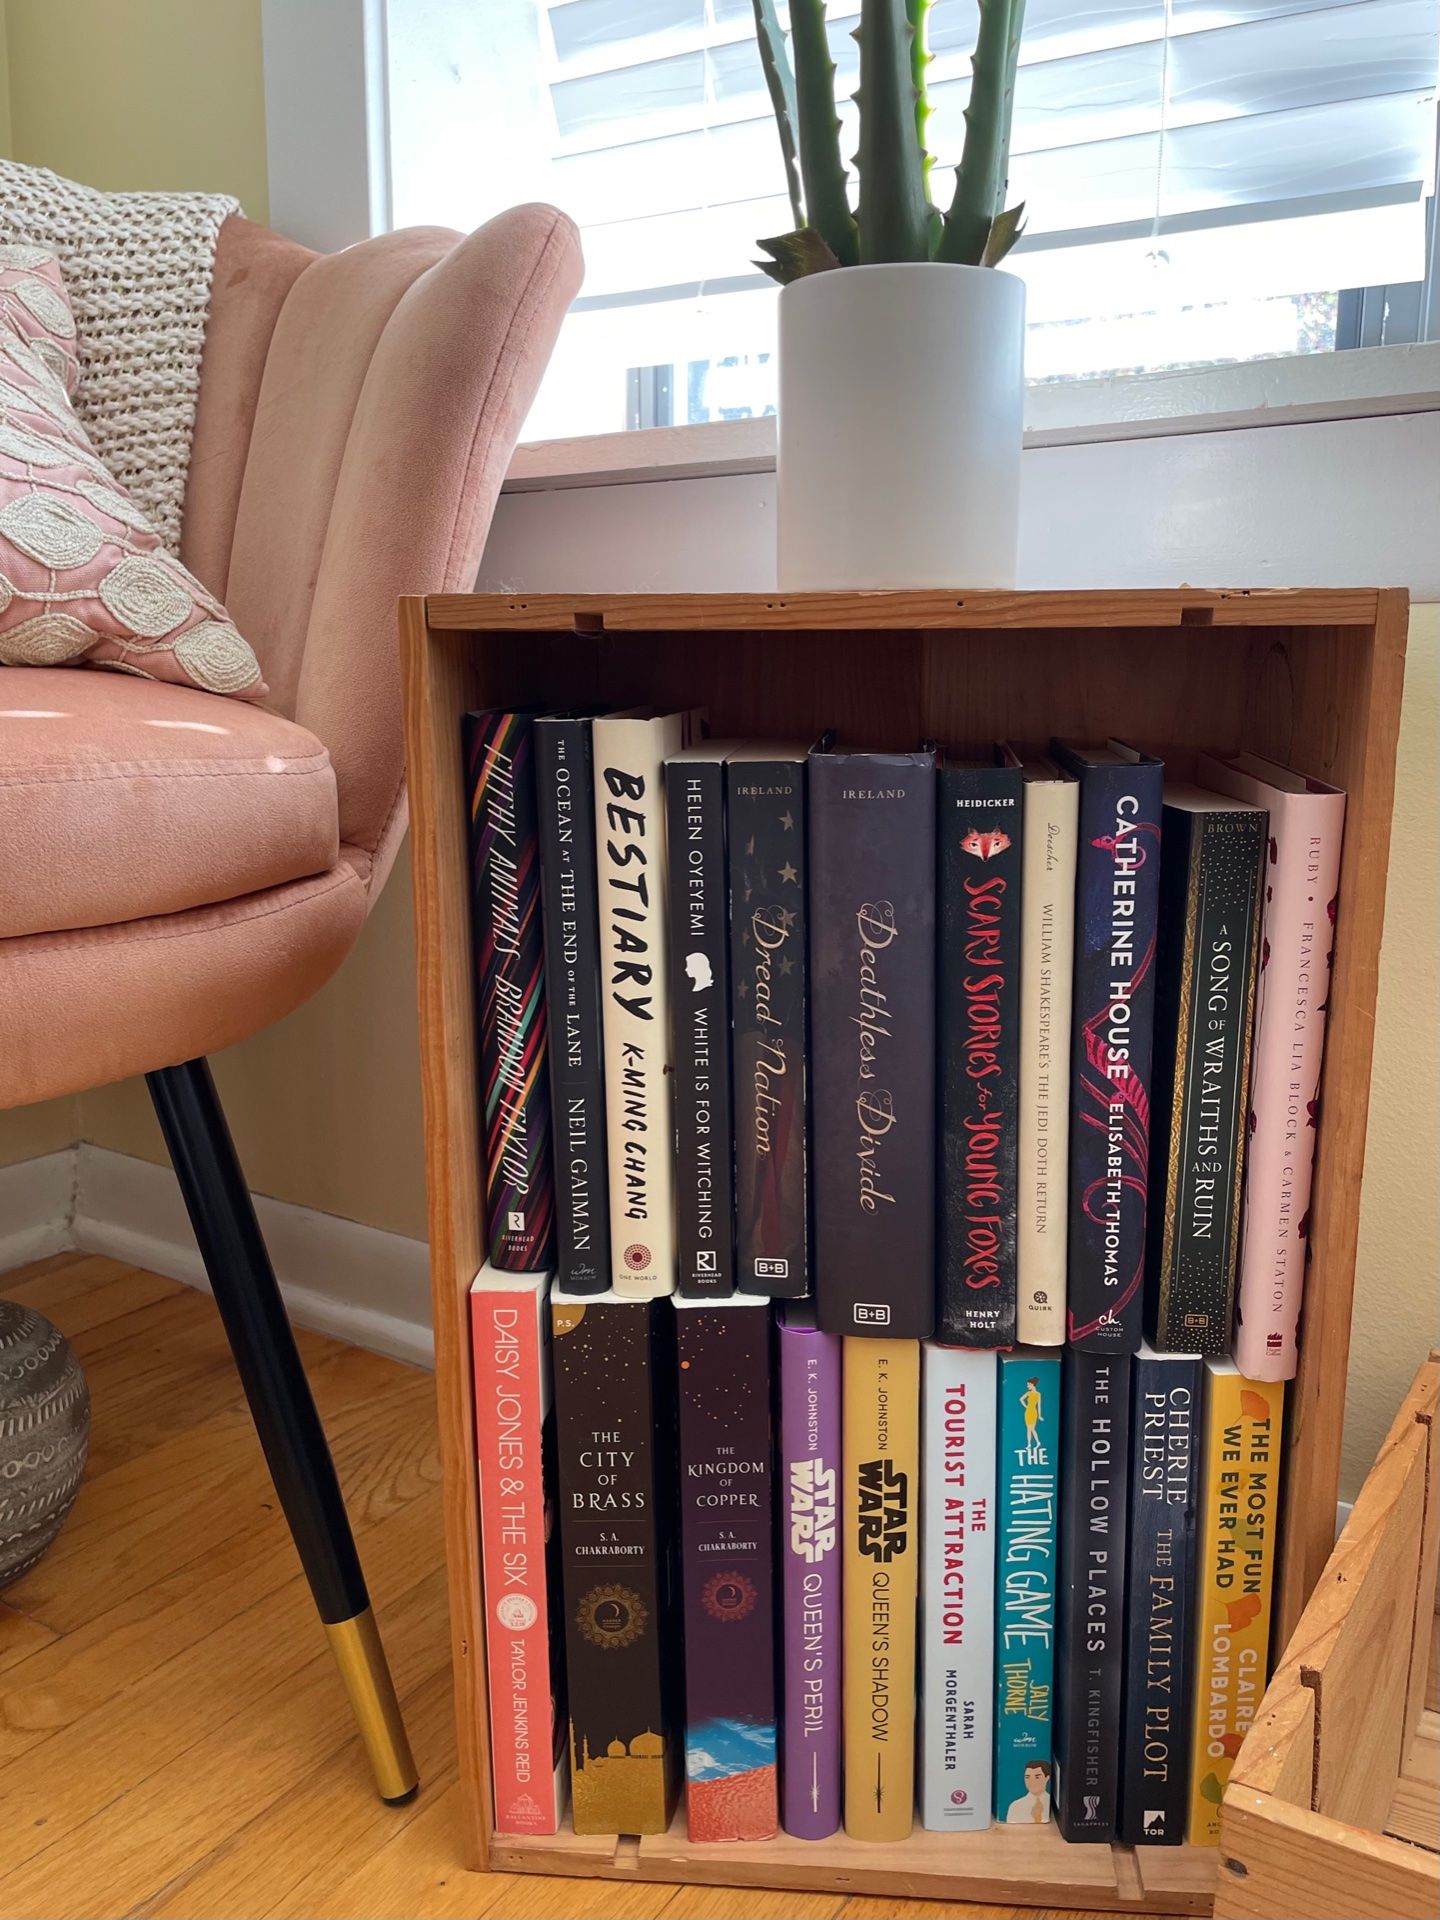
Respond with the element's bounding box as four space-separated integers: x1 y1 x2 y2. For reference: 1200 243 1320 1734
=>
402 588 1408 1911
1217 1353 1440 1918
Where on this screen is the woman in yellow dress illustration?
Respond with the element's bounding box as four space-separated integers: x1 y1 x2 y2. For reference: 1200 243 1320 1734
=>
1021 1377 1044 1463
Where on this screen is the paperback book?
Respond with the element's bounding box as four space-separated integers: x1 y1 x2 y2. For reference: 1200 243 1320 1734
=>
994 1348 1061 1826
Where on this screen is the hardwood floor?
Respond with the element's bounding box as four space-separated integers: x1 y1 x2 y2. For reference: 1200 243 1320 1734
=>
0 1255 1156 1920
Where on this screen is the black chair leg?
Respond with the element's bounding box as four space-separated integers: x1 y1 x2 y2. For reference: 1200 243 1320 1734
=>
146 1056 418 1804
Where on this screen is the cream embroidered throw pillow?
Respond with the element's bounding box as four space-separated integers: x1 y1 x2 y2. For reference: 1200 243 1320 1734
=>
0 246 265 697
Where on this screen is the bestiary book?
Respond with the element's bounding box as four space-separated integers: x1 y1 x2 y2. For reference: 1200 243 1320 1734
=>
994 1348 1061 1826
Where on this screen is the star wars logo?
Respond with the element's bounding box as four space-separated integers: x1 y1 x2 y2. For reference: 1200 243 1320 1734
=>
856 1457 909 1562
788 1459 837 1562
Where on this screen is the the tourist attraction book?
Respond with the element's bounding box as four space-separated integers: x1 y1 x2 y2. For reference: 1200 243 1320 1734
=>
777 1303 843 1840
551 1290 679 1834
665 743 737 1299
469 1266 566 1833
727 745 809 1299
535 714 609 1294
593 710 696 1298
919 1345 996 1832
993 1348 1061 1826
809 743 936 1339
1146 786 1266 1354
1119 1344 1203 1846
1187 1363 1285 1844
1014 753 1078 1346
1198 753 1346 1382
673 1297 777 1843
937 753 1023 1346
1052 1348 1130 1842
464 708 555 1271
1052 741 1165 1353
842 1337 920 1841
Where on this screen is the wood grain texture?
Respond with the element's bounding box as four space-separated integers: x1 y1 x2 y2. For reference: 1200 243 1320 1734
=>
1384 1709 1439 1852
1216 1788 1437 1920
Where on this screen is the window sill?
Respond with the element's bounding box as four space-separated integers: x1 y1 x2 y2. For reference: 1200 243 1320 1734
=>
503 341 1440 493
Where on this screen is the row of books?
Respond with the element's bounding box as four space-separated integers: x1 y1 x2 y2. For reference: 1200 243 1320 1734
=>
465 708 1344 1374
471 1275 1283 1849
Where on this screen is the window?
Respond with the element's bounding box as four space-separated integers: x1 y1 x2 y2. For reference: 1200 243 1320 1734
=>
386 0 1439 440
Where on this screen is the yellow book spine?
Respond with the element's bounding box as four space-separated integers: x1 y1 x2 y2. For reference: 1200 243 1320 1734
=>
1187 1368 1285 1843
842 1338 920 1842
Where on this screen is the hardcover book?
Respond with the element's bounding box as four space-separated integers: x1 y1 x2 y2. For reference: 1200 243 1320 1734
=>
994 1348 1061 1826
1146 787 1267 1353
777 1304 843 1840
1052 741 1165 1353
842 1337 920 1842
1198 753 1346 1381
1119 1344 1203 1846
535 715 610 1294
809 744 937 1338
470 1266 566 1833
666 745 737 1298
727 746 809 1299
1052 1348 1130 1841
673 1297 778 1841
919 1345 996 1832
938 754 1024 1345
464 709 555 1271
551 1290 679 1834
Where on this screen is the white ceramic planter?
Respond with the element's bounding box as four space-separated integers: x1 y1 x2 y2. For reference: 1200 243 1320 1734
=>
776 262 1026 591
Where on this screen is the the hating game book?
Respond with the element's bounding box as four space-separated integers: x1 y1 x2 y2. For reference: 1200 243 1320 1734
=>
464 709 555 1270
994 1349 1061 1825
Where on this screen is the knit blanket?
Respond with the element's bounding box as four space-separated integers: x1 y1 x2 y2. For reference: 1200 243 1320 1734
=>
0 160 238 554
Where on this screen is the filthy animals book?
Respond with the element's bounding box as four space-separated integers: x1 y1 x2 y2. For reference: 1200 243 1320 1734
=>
993 1349 1061 1826
1198 753 1346 1381
464 709 555 1271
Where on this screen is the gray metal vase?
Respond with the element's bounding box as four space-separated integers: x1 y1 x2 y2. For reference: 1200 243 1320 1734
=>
0 1300 90 1588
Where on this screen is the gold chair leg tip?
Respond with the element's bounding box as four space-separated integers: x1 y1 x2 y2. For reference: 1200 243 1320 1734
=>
325 1606 419 1803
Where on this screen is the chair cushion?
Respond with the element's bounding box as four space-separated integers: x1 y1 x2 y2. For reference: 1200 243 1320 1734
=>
0 669 338 938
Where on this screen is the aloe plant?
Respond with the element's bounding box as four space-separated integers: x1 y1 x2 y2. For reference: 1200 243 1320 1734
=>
750 0 1027 281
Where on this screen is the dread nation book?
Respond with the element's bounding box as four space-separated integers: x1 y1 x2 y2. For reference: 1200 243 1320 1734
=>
464 709 555 1271
809 744 936 1338
938 755 1024 1345
551 1291 679 1834
535 715 609 1294
1053 741 1164 1353
1146 786 1266 1353
994 1349 1061 1826
727 746 808 1298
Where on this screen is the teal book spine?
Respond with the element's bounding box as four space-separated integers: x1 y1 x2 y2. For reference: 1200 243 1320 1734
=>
993 1349 1062 1825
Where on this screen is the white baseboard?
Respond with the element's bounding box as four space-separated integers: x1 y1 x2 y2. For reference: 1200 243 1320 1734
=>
0 1148 78 1272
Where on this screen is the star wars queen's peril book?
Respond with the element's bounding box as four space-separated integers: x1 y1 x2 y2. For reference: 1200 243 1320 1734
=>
777 1303 842 1840
1052 741 1164 1353
551 1290 679 1834
1052 1347 1130 1841
464 709 555 1270
673 1297 777 1841
1145 786 1266 1353
1198 753 1346 1382
938 752 1024 1345
809 743 936 1338
470 1266 566 1833
993 1348 1061 1826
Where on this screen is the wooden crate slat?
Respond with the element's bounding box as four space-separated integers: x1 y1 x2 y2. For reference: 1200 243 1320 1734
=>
1216 1788 1437 1919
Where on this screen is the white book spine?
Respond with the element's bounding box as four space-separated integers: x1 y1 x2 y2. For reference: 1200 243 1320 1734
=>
1016 775 1078 1344
919 1345 997 1831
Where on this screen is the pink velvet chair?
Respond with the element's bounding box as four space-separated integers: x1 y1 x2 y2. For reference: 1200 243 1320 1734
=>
0 205 582 1800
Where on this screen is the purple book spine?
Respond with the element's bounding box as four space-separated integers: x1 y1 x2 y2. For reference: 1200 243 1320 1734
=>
778 1307 843 1838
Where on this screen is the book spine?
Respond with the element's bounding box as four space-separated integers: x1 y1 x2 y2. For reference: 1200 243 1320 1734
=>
465 711 555 1270
809 754 936 1338
778 1316 843 1839
938 767 1024 1345
551 1296 679 1835
1187 1371 1284 1843
1018 778 1077 1344
1147 809 1266 1352
666 760 736 1297
1119 1353 1203 1845
471 1285 563 1832
993 1351 1061 1825
728 759 808 1298
1065 761 1164 1351
919 1346 996 1831
535 718 610 1294
1052 1349 1131 1840
675 1305 778 1841
842 1338 920 1841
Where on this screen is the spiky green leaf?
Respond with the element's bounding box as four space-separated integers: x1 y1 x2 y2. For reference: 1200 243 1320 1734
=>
936 0 1014 264
997 0 1030 212
750 0 806 232
854 0 931 263
982 200 1025 265
790 0 859 266
754 228 843 284
907 0 934 206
